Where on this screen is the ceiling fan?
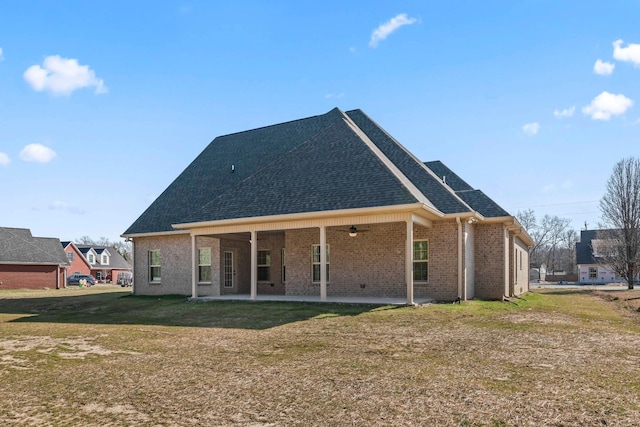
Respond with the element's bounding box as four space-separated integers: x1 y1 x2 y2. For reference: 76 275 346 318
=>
337 225 369 237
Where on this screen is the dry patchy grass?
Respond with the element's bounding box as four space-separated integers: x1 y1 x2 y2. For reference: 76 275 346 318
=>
1 286 639 426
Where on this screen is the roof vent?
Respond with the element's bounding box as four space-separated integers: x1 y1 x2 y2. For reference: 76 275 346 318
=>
442 175 446 184
231 164 235 173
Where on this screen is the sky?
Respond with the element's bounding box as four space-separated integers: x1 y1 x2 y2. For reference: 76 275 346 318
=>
1 1 639 243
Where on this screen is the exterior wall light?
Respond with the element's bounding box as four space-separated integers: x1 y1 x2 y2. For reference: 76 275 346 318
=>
349 226 358 238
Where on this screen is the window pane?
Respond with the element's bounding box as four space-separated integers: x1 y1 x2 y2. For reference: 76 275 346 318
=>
150 250 161 265
199 266 212 282
312 245 320 263
199 248 211 265
312 264 320 282
258 266 270 281
150 266 161 282
413 262 428 281
413 241 428 261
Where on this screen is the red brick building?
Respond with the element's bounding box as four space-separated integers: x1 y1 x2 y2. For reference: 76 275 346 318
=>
0 227 69 290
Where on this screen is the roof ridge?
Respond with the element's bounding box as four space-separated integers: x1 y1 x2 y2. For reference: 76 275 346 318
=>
215 107 344 140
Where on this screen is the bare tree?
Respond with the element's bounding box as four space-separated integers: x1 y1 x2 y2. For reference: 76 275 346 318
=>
517 210 574 271
599 157 640 289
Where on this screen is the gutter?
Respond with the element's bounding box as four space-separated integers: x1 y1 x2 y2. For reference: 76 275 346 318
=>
456 217 463 300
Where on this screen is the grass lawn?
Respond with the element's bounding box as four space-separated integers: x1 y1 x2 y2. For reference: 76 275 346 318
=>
1 286 640 426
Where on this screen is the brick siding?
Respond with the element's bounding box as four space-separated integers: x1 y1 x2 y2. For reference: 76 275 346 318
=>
0 264 63 289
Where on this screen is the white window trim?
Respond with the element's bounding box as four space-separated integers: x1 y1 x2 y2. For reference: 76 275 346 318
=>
413 239 429 283
311 244 330 284
257 249 271 282
198 247 212 284
149 250 161 283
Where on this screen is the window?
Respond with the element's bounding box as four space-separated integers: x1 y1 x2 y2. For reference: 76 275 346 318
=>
281 248 286 283
96 271 105 281
311 244 330 283
88 253 95 264
149 250 161 282
257 250 271 281
519 251 522 271
198 248 212 283
224 251 234 288
413 240 429 282
67 252 74 261
101 254 109 265
589 267 597 279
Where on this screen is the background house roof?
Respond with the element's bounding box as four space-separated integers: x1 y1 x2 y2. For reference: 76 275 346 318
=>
0 227 69 265
74 244 132 270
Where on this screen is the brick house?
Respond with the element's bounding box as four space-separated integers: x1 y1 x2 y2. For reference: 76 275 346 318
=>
0 227 69 289
61 242 132 284
123 108 533 302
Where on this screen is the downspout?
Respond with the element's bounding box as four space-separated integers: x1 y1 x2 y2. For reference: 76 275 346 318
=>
456 217 463 300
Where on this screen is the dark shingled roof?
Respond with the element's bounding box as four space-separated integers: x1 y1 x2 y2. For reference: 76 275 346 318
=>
183 117 417 223
423 161 510 218
125 108 511 235
74 245 132 270
345 110 471 215
423 160 473 192
576 229 621 265
0 227 69 265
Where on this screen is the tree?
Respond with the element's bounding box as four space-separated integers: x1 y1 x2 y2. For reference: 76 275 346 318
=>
599 157 640 289
516 210 575 272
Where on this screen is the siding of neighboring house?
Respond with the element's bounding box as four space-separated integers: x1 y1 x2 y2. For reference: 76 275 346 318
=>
578 265 620 284
64 246 90 276
0 264 64 289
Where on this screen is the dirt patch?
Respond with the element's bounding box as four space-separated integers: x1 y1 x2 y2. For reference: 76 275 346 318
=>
0 335 139 370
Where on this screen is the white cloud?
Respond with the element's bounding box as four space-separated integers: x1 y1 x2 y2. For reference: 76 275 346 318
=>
522 122 540 136
23 55 107 95
593 59 615 75
582 91 633 120
613 39 640 67
48 200 85 215
19 143 57 163
0 152 9 166
369 13 418 48
553 106 575 118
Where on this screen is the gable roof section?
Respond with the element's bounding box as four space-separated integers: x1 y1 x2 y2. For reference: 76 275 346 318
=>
423 161 509 218
180 115 419 224
345 110 471 215
75 245 132 270
0 227 69 265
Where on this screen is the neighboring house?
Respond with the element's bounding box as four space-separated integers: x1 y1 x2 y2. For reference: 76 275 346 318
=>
576 229 626 284
123 108 533 302
60 241 92 276
61 243 132 283
0 227 69 289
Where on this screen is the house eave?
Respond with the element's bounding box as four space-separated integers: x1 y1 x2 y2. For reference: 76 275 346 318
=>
121 229 191 239
172 203 439 230
483 216 535 247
